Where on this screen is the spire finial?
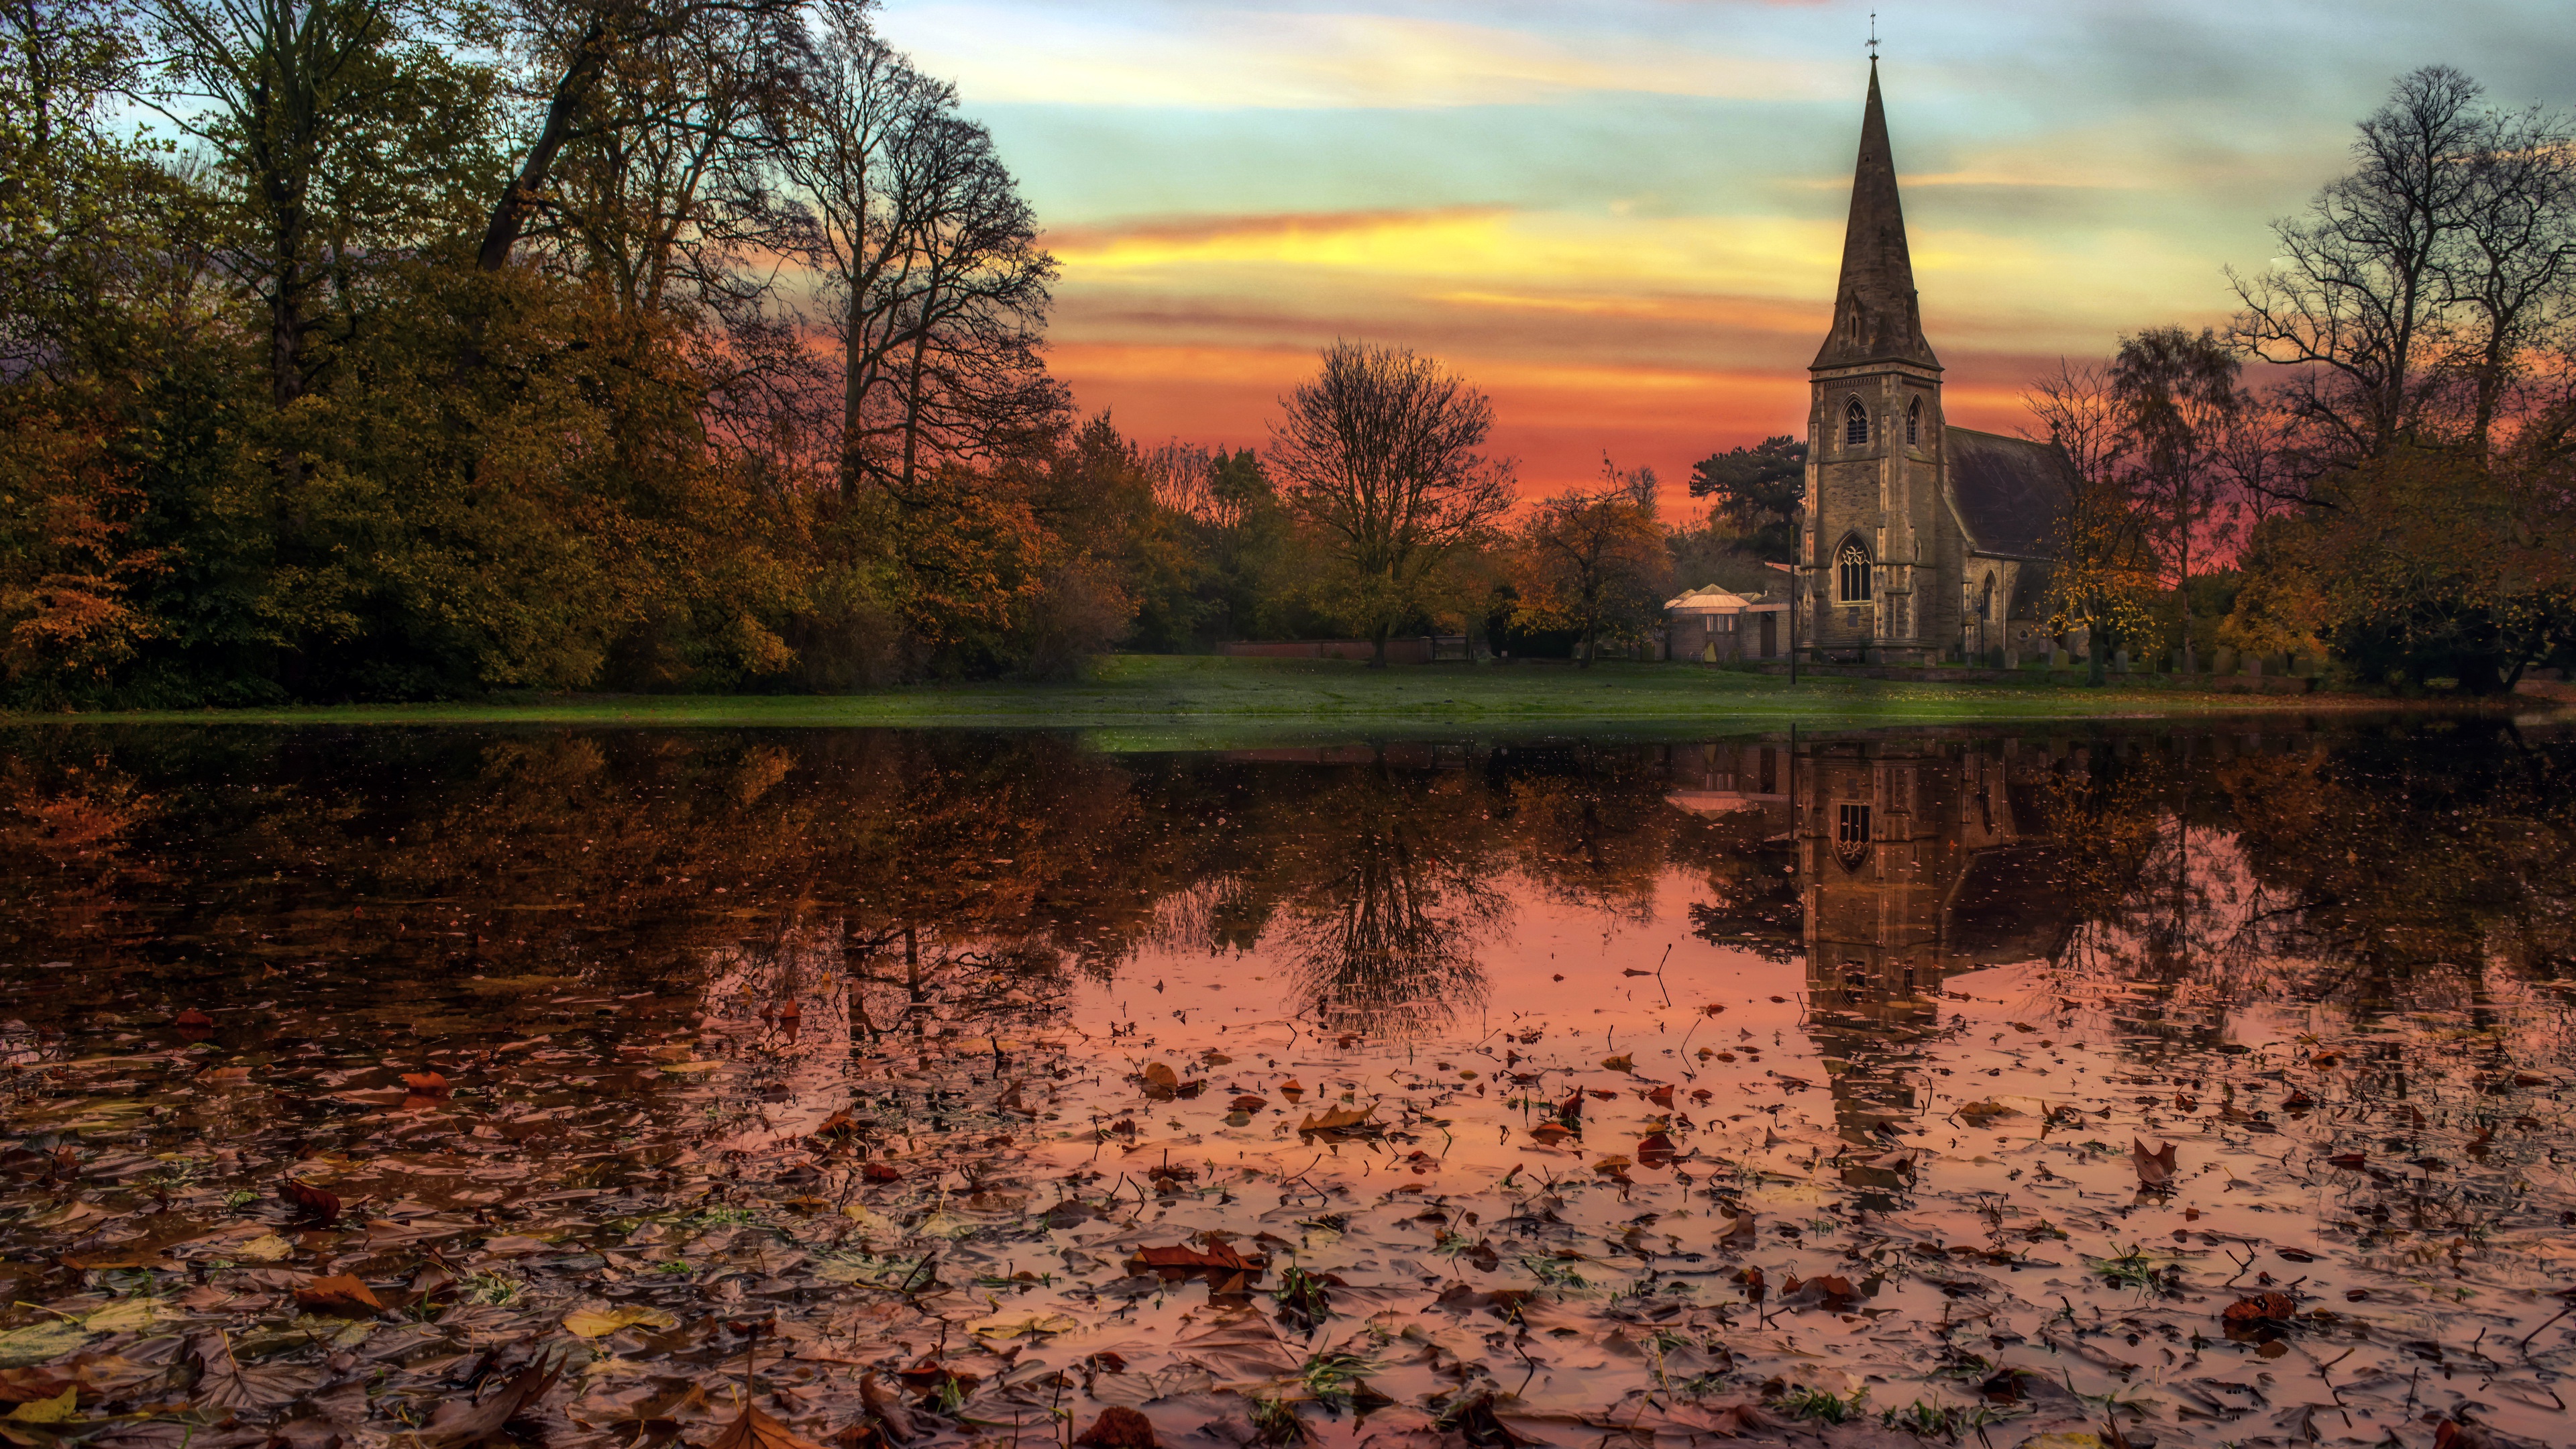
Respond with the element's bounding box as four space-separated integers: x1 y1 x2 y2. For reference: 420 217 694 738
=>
1866 12 1878 61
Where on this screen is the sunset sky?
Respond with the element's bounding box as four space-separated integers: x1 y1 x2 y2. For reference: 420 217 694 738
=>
878 0 2576 500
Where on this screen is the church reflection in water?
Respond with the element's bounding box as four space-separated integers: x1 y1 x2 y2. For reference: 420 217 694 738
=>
1673 736 2085 1157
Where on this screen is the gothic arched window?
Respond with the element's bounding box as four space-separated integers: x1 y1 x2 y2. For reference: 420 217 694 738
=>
1837 537 1873 603
1843 396 1868 446
1835 803 1872 869
1907 397 1921 445
1977 576 1994 622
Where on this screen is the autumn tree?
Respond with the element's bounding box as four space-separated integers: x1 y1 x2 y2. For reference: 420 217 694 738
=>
1267 341 1515 665
2023 360 2158 685
2111 327 2241 673
1509 459 1674 667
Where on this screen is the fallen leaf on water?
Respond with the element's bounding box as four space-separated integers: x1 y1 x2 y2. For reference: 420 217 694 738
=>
174 1008 214 1028
279 1177 341 1224
2326 1151 2367 1169
1073 1406 1159 1449
187 1331 301 1410
1957 1099 2021 1122
564 1305 680 1338
1529 1123 1574 1145
1126 1241 1263 1279
967 1311 1079 1340
413 1358 562 1448
1635 1132 1676 1169
2131 1138 2179 1187
858 1371 914 1443
1600 1054 1633 1072
400 1071 451 1097
7 1387 76 1424
1229 1095 1266 1112
1591 1155 1631 1173
1279 1079 1305 1100
1169 1311 1300 1383
294 1273 385 1316
232 1232 294 1261
1139 1063 1179 1096
1298 1104 1377 1136
704 1401 828 1449
2224 1291 2296 1328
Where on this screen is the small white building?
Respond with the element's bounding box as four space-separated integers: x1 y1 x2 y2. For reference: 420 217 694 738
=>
1665 586 1792 663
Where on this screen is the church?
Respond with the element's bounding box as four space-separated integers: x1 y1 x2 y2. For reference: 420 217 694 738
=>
1794 62 2072 666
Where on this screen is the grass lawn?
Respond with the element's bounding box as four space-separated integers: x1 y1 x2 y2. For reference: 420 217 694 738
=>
1 655 2479 747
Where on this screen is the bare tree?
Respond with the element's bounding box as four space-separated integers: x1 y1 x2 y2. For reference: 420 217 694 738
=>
1267 340 1515 665
2230 66 2576 463
774 0 1060 497
472 0 800 276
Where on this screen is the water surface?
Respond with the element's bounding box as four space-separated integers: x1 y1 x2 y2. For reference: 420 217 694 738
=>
1 720 2568 1448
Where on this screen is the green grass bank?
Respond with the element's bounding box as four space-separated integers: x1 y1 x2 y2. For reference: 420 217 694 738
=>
5 655 2533 747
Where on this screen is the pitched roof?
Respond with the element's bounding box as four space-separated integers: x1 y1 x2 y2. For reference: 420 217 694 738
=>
1944 426 2070 560
1811 63 1940 373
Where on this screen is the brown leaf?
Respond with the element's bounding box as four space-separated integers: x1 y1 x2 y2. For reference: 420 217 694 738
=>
2131 1138 2178 1187
2224 1292 2296 1329
413 1358 562 1449
1297 1104 1377 1136
1170 1311 1300 1382
861 1163 902 1183
174 1008 215 1029
702 1403 828 1449
279 1178 341 1224
1635 1132 1676 1169
292 1275 385 1317
1139 1063 1179 1099
2325 1152 2367 1169
189 1332 303 1411
1278 1079 1305 1100
1599 1054 1633 1073
1073 1407 1158 1449
858 1373 914 1444
399 1072 451 1098
1228 1095 1267 1113
1125 1241 1265 1280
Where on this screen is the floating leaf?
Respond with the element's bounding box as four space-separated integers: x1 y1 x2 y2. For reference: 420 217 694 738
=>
564 1305 678 1338
0 1323 90 1370
1073 1407 1159 1449
704 1402 829 1449
1600 1054 1633 1073
280 1177 342 1224
1298 1104 1377 1136
968 1311 1078 1340
2131 1138 2178 1187
294 1274 386 1316
1958 1099 2021 1123
6 1387 76 1424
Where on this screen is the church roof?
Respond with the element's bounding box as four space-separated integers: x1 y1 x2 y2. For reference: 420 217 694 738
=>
1812 62 1940 373
1945 426 2072 560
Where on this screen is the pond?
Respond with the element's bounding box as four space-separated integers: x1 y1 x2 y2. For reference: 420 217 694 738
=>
0 719 2569 1449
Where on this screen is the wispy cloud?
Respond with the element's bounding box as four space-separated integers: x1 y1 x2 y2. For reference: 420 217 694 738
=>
890 5 1840 110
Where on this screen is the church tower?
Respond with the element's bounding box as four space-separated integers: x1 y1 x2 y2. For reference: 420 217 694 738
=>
1803 62 1951 665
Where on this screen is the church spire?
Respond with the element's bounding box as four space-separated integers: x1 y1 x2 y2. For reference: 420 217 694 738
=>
1812 61 1940 372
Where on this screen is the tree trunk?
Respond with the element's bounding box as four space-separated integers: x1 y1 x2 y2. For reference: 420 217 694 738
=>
476 15 616 274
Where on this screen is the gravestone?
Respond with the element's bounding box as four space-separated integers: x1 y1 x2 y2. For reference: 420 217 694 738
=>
2114 649 2130 674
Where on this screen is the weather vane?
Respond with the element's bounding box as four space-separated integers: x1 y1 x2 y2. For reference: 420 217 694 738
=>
1867 12 1879 60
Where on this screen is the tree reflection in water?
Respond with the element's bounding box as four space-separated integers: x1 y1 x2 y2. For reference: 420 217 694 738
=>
0 720 2566 1053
